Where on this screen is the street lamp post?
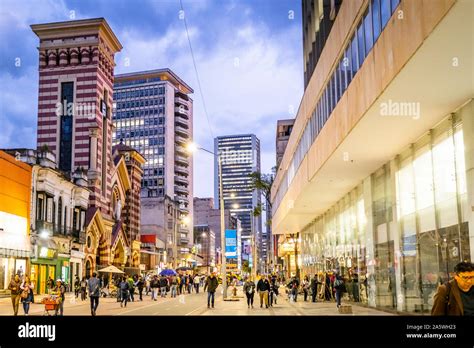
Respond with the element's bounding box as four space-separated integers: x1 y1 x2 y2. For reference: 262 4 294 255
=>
187 142 227 299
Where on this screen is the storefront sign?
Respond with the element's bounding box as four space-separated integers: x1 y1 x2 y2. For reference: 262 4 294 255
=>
39 246 57 259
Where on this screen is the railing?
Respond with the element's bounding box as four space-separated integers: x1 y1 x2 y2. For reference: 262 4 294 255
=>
35 220 85 243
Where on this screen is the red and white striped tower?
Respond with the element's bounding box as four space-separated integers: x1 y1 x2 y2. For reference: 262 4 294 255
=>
31 18 122 216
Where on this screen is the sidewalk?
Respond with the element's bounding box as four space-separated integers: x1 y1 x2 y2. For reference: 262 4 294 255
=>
194 288 393 316
0 292 114 316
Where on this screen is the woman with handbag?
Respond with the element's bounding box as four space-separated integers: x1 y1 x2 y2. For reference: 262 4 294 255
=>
20 275 34 316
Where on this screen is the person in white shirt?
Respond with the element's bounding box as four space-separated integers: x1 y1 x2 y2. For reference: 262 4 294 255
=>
193 275 201 293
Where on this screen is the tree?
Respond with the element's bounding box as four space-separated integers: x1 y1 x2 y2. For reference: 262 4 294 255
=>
249 170 276 274
249 169 275 224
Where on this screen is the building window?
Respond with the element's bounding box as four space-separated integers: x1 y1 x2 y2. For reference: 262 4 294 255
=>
357 22 366 68
381 0 391 29
364 6 374 55
372 0 382 42
59 82 74 173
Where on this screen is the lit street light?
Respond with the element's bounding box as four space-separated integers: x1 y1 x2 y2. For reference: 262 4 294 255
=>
186 141 228 299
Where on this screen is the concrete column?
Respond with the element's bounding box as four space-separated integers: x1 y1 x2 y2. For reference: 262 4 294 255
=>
389 159 404 311
459 100 474 261
362 176 377 307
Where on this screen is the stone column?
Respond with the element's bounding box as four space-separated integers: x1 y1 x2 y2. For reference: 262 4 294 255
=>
363 176 377 308
459 100 474 260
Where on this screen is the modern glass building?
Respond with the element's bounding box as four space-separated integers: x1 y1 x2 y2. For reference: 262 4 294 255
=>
272 0 473 313
113 69 194 259
214 134 262 267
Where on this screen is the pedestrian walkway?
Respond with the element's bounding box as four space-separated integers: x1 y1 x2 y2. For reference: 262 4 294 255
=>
192 287 393 316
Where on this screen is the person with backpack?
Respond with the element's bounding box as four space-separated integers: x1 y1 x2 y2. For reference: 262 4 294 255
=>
432 262 474 316
88 272 101 316
119 276 130 308
127 275 135 302
20 275 34 316
333 272 345 308
159 275 168 297
243 277 256 308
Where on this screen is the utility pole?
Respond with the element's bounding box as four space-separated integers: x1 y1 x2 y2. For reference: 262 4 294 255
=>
218 154 227 299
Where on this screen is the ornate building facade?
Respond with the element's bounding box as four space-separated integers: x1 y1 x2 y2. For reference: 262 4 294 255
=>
31 18 141 277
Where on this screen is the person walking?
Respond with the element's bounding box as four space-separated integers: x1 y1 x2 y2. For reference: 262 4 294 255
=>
88 272 101 316
8 274 22 316
136 276 144 301
193 274 201 293
187 274 193 294
310 274 319 303
170 275 178 298
432 262 474 316
333 272 345 308
20 275 34 316
287 276 299 302
257 275 270 308
178 274 184 295
73 276 80 298
53 279 66 316
150 275 159 301
159 275 168 298
127 275 135 302
119 276 130 308
204 272 219 308
80 277 87 301
271 276 279 305
243 277 256 308
302 276 310 302
145 275 151 296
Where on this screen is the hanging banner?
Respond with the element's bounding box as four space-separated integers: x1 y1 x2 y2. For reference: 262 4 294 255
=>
225 229 237 259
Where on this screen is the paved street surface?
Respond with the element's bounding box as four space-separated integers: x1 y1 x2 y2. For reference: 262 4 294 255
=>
0 286 392 316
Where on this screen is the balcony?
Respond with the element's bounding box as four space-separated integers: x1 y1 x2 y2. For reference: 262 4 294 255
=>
35 220 86 243
175 175 188 184
175 134 188 145
175 145 188 155
175 124 189 137
175 185 189 195
179 237 189 245
175 154 188 165
175 165 189 175
174 106 188 115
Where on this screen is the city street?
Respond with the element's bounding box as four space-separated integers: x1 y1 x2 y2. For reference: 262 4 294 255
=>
0 286 391 316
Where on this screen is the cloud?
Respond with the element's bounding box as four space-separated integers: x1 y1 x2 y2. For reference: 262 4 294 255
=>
0 0 303 201
116 15 303 198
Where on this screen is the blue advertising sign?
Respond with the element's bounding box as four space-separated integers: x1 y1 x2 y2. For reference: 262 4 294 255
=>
225 229 237 259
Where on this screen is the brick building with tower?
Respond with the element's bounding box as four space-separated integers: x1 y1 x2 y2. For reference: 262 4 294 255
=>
31 18 144 276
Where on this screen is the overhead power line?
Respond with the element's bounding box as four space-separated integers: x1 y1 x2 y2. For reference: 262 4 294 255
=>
179 0 214 139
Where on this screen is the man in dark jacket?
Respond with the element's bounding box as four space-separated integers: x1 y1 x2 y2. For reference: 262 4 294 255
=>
310 274 319 302
88 272 101 316
257 275 271 308
159 276 168 297
204 272 219 308
8 274 21 316
432 262 474 316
